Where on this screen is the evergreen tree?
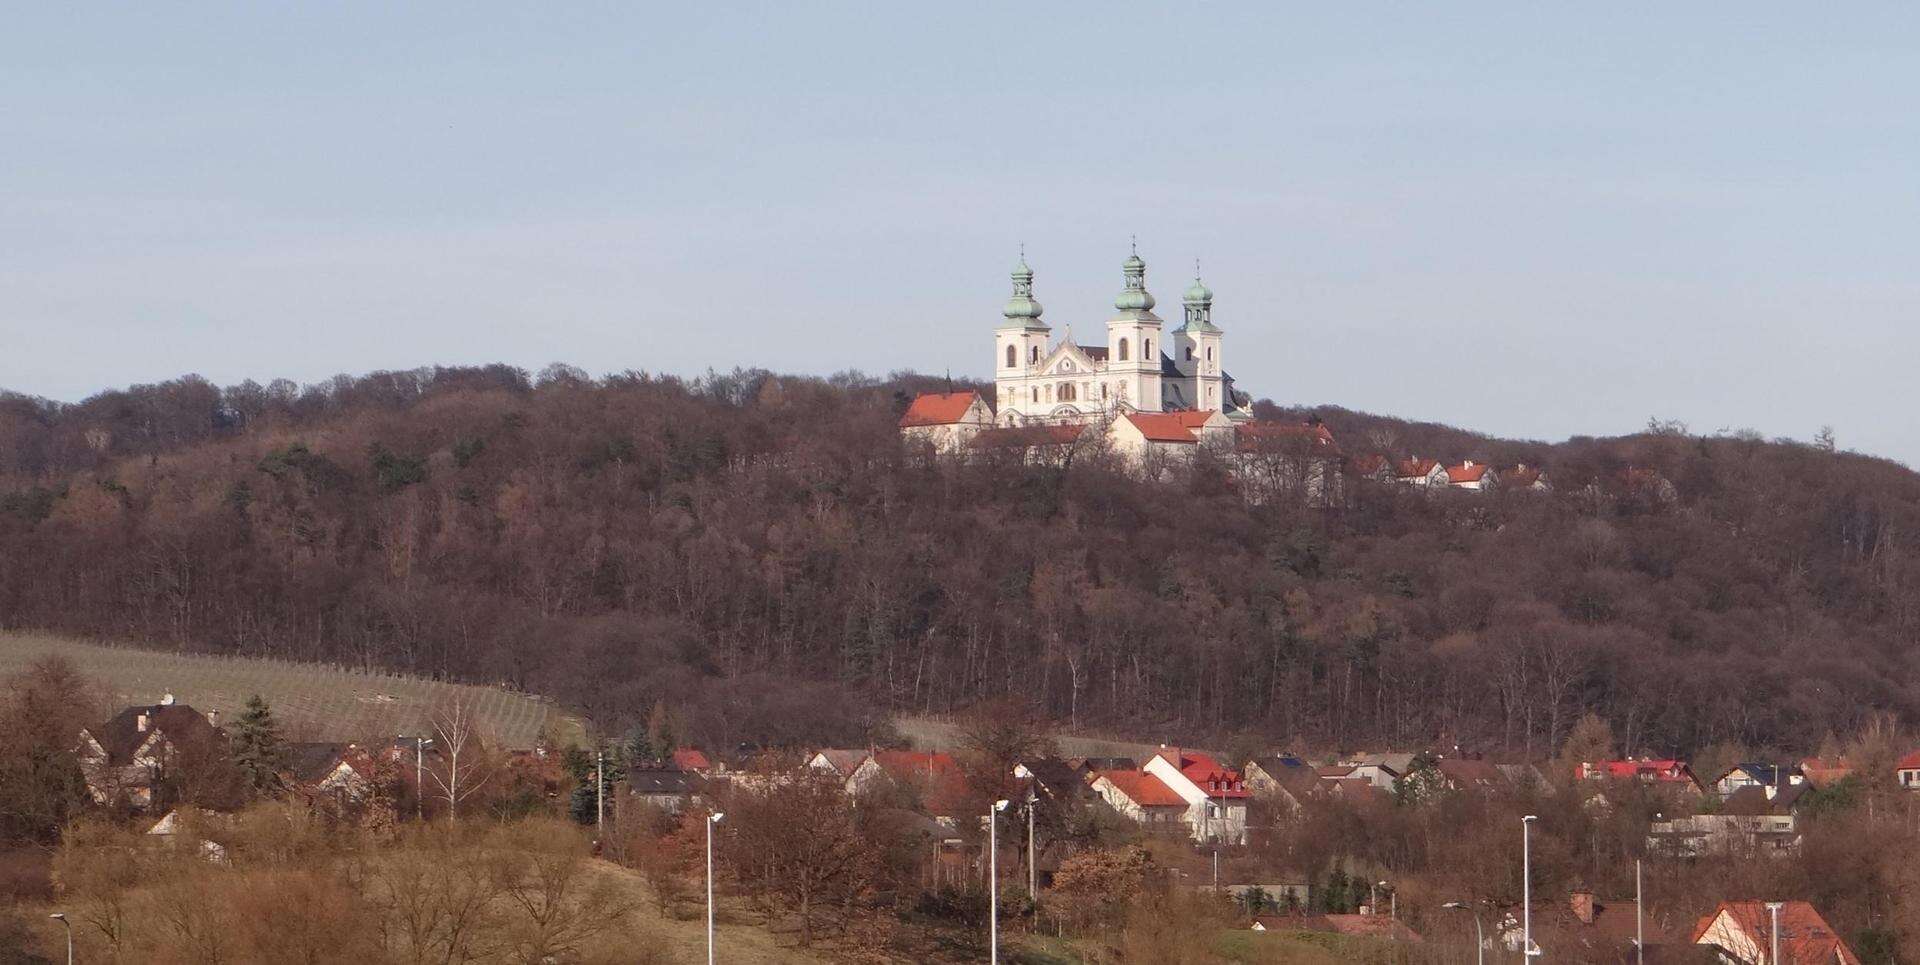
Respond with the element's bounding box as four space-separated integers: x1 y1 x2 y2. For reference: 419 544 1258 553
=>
646 700 678 760
229 694 288 798
624 721 655 767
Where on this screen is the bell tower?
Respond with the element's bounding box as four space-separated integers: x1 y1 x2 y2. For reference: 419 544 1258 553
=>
1174 265 1225 412
995 250 1050 424
1105 243 1163 412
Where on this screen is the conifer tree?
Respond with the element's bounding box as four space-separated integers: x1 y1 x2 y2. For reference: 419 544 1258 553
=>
229 694 288 798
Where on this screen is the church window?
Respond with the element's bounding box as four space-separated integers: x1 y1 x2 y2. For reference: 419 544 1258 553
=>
1060 383 1076 402
1031 387 1038 403
1100 383 1109 401
1030 346 1040 364
1006 344 1016 368
1044 384 1053 402
1185 347 1193 361
1206 346 1214 362
1118 338 1130 361
1144 338 1153 358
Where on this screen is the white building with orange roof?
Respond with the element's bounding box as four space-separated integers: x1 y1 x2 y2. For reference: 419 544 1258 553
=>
1444 459 1496 491
898 390 993 453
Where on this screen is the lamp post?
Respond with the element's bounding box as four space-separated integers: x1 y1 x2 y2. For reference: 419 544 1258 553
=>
1522 815 1540 958
990 799 1010 965
1634 859 1644 965
1441 901 1483 965
1025 790 1037 902
1378 880 1395 920
707 811 725 965
49 913 71 965
595 749 604 833
1765 901 1783 965
403 734 433 821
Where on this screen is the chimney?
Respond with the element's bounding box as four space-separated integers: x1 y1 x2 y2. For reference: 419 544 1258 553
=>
160 692 175 706
1570 891 1595 924
136 712 150 733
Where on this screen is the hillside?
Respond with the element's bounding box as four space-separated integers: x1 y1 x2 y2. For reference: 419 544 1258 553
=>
4 365 1920 758
0 631 568 748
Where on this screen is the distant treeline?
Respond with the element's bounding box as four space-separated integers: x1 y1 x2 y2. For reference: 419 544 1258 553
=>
2 364 1918 757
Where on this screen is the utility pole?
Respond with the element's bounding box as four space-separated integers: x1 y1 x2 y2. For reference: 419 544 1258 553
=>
1442 902 1483 965
1635 859 1644 965
1766 901 1783 965
707 811 725 965
595 749 604 833
990 799 1010 965
1026 791 1037 901
1522 815 1539 958
49 913 71 965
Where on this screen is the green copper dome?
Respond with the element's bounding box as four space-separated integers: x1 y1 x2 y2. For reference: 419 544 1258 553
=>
1002 256 1045 323
1183 276 1213 305
1114 250 1156 313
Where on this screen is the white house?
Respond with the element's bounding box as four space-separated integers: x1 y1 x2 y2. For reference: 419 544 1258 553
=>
1089 769 1190 830
1142 747 1250 845
898 391 994 453
1392 458 1448 488
1444 460 1495 491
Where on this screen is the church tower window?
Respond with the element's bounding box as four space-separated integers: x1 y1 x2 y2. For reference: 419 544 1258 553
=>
1118 338 1130 361
1030 345 1040 364
1144 337 1153 358
1006 344 1016 368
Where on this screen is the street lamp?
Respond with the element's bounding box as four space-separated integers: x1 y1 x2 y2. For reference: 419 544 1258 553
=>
1765 901 1783 965
1522 815 1540 958
1025 790 1038 902
990 799 1011 965
1441 901 1484 965
1378 880 1395 920
707 811 725 965
402 734 434 820
49 913 71 965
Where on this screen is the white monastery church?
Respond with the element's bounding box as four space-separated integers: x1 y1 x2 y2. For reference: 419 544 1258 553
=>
990 247 1252 426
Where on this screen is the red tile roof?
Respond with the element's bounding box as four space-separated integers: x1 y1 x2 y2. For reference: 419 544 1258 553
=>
1691 901 1861 965
1445 461 1490 483
970 425 1086 449
1503 464 1543 488
1094 769 1188 808
1799 757 1853 789
671 748 712 772
1156 748 1250 798
1394 457 1441 479
899 391 982 428
1349 454 1389 476
1235 421 1339 454
1580 759 1698 785
871 750 970 816
1897 750 1920 772
1123 412 1201 443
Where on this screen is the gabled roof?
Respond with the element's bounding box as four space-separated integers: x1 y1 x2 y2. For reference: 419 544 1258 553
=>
285 742 352 784
870 750 970 816
671 748 713 772
1348 454 1390 476
899 391 983 428
1799 757 1853 788
1093 769 1187 808
1394 457 1442 479
1503 464 1545 487
811 749 872 777
1154 748 1249 798
1720 782 1812 816
970 425 1087 449
1016 758 1088 797
1436 757 1504 790
628 766 703 796
1445 461 1491 483
1122 412 1202 443
1691 901 1860 965
1896 749 1920 771
85 703 225 766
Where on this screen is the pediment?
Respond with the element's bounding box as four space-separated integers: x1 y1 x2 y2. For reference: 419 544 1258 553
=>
1038 340 1102 376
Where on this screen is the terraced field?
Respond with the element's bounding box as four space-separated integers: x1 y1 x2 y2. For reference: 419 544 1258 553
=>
0 631 574 748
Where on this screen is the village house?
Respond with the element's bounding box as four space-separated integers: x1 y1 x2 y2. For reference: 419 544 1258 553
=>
1142 746 1250 845
1088 769 1190 831
1692 900 1861 965
75 695 228 810
1434 757 1506 794
1502 463 1551 492
1242 755 1320 813
1444 460 1495 491
806 748 874 793
1711 763 1805 799
1896 749 1920 790
1347 454 1393 484
627 765 705 814
1648 807 1801 858
1343 753 1415 790
898 390 994 453
1578 758 1703 796
1798 756 1853 790
1497 891 1673 960
284 741 379 803
1392 457 1448 489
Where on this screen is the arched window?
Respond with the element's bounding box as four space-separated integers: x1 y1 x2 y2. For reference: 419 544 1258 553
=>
1184 346 1193 361
1005 344 1016 368
1144 338 1153 359
1206 346 1214 362
1100 383 1109 401
1030 345 1040 364
1031 387 1038 403
1060 383 1076 402
1118 338 1130 361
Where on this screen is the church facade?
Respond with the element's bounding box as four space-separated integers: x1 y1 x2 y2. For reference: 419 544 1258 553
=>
992 250 1250 426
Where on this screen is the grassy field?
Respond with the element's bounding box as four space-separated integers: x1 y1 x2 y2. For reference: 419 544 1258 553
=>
0 631 574 749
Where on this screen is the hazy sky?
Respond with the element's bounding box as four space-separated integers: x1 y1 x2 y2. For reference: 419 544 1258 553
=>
4 5 1917 464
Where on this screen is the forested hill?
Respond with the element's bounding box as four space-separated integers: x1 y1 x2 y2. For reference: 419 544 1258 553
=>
3 365 1918 759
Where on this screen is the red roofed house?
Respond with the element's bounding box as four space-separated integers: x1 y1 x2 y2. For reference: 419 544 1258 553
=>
670 748 713 775
1393 457 1448 489
1444 460 1495 491
1692 900 1860 965
1144 746 1250 845
899 391 994 453
1798 757 1853 790
1107 409 1234 463
1348 454 1393 483
1895 750 1920 790
1578 759 1703 795
1089 769 1191 831
862 750 973 820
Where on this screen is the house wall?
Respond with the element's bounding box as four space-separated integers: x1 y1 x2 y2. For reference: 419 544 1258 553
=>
1695 912 1764 963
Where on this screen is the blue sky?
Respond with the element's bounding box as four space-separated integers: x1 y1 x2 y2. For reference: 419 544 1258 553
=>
4 5 1917 464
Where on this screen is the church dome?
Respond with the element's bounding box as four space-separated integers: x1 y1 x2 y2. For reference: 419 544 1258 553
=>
1183 277 1213 305
1003 257 1045 322
1114 250 1156 312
